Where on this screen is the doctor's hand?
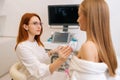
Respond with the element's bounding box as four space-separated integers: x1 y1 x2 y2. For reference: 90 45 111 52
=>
56 46 72 61
48 47 60 56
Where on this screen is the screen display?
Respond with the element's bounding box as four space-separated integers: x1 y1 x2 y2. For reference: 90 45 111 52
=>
48 4 79 25
52 32 71 43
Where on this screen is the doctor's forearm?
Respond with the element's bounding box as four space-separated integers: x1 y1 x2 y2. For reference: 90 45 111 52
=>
49 58 66 73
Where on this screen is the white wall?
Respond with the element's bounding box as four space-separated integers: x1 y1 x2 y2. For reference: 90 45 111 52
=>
0 37 17 77
0 0 120 77
107 0 120 58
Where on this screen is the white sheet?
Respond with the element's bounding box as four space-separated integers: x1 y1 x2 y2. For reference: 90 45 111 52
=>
68 56 120 80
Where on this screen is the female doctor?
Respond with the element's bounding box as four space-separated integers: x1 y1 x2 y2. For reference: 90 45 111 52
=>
15 13 72 80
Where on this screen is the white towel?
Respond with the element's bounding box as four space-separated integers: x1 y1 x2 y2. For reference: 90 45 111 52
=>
68 56 120 80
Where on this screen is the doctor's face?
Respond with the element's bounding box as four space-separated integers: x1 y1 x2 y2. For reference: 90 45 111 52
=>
26 16 42 37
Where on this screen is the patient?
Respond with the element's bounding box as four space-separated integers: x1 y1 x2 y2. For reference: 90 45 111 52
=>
68 0 119 80
15 13 72 80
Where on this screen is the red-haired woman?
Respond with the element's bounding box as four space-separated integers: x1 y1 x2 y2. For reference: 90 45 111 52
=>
15 13 72 80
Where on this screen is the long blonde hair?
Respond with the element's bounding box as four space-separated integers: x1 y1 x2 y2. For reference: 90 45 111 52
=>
15 13 44 50
80 0 117 76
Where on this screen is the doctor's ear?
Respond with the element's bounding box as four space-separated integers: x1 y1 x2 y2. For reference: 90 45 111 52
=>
23 24 28 31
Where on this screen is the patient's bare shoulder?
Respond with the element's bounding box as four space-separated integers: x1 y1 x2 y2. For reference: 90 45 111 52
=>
78 41 99 62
